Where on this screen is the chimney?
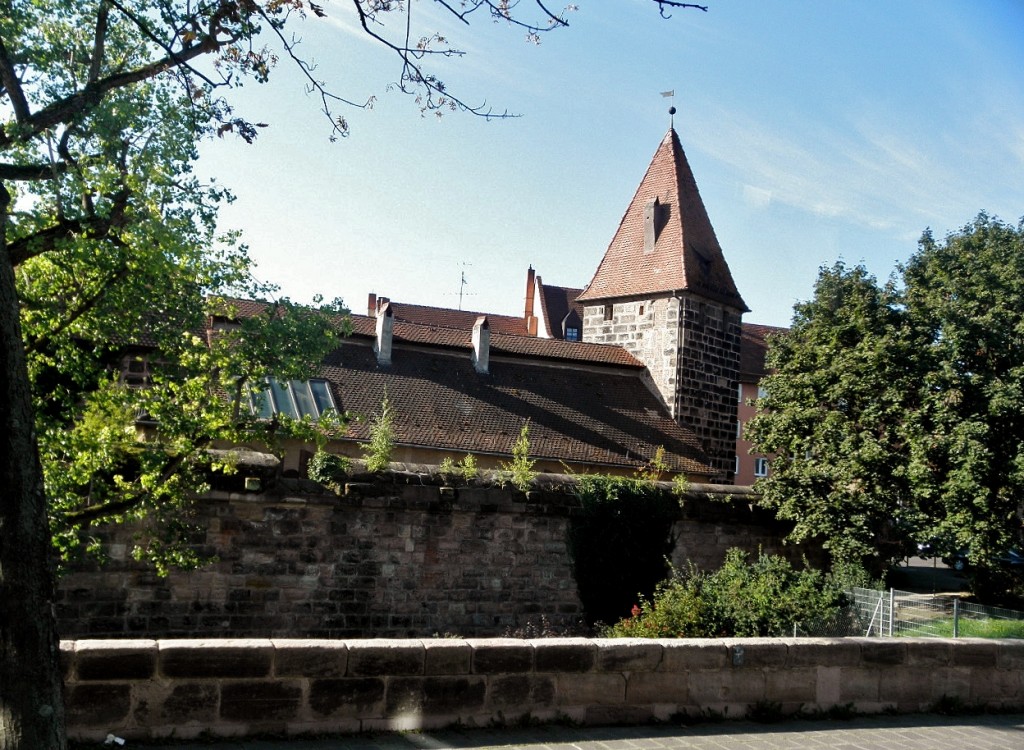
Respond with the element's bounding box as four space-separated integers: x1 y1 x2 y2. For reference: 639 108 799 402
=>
524 266 538 337
367 292 377 317
374 301 393 365
644 198 659 254
472 316 490 374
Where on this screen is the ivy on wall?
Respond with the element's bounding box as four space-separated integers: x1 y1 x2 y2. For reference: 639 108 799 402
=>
567 475 682 626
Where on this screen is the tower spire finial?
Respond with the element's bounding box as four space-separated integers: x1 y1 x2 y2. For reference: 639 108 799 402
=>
660 89 676 129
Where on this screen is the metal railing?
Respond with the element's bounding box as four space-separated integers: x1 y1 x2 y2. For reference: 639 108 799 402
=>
797 587 1024 639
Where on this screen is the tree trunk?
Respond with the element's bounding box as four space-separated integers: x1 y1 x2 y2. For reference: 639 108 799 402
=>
0 182 67 749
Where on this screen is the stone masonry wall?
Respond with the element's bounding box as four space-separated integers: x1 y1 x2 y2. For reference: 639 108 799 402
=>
675 293 743 482
582 295 743 482
63 637 1024 742
56 480 794 640
582 297 680 415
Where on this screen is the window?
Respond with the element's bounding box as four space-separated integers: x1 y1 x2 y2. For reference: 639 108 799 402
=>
120 356 152 388
735 455 740 475
737 382 745 404
603 303 613 321
249 378 336 419
638 304 645 316
757 385 768 400
754 457 769 477
565 326 580 341
736 420 742 439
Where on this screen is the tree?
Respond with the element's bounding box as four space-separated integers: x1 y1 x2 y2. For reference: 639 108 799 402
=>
1 3 704 746
901 215 1024 574
748 216 1024 580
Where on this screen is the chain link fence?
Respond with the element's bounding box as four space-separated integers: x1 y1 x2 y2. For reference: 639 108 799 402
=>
795 587 1024 638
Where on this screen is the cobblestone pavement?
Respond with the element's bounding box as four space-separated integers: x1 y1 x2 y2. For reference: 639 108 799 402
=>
128 713 1024 750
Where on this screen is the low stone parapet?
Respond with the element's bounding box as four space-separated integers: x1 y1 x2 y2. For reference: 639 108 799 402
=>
62 637 1024 742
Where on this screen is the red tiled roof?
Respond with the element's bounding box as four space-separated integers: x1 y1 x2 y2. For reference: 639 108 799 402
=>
739 322 787 380
383 302 529 336
578 129 747 311
347 314 643 368
536 278 584 339
321 340 712 476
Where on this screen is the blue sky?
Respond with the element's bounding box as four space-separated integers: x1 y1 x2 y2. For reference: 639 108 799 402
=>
197 0 1024 327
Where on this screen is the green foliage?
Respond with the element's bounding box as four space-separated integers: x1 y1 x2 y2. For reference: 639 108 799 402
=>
748 215 1024 579
636 445 669 483
440 453 479 482
568 474 683 626
307 451 351 490
671 472 689 497
603 549 846 638
501 421 537 491
458 453 479 480
363 392 395 472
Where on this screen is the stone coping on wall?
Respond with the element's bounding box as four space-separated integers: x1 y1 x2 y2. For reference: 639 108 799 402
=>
62 637 1024 742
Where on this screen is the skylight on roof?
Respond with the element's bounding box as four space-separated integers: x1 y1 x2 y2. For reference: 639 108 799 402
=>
249 378 336 420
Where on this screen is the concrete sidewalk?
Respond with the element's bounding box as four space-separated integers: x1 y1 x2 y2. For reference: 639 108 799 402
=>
111 713 1024 749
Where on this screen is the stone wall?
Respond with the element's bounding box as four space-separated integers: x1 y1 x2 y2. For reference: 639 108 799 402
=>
675 294 743 482
62 637 1024 742
56 479 792 639
582 294 743 482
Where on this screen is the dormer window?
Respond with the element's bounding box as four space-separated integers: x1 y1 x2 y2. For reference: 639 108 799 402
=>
565 326 580 342
249 378 336 420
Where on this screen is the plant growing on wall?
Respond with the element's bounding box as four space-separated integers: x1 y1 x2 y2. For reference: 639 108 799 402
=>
363 392 395 472
307 451 351 491
501 421 536 491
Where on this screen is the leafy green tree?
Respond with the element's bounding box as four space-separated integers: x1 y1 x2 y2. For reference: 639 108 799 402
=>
901 215 1024 573
748 216 1024 580
746 263 921 573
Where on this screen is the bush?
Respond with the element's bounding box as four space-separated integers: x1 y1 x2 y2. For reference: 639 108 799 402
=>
603 548 847 638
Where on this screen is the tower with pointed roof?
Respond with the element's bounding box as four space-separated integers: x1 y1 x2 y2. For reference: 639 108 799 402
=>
578 128 748 482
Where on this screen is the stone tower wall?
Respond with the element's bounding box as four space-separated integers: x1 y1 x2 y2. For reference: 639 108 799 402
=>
581 296 679 413
675 293 742 482
583 294 742 482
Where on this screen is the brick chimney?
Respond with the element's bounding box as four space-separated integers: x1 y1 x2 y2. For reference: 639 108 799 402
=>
472 316 490 374
524 266 538 336
367 292 377 317
374 301 393 365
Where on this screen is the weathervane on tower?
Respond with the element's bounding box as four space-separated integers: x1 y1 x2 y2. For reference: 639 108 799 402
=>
661 89 676 127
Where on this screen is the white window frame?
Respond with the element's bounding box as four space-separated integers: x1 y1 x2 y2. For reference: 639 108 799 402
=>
754 457 769 478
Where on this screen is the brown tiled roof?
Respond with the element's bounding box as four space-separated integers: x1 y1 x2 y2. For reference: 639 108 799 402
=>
382 302 530 336
347 314 643 368
536 278 584 339
739 323 787 380
578 129 748 311
322 340 712 476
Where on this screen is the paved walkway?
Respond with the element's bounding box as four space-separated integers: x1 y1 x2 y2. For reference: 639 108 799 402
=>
121 713 1024 750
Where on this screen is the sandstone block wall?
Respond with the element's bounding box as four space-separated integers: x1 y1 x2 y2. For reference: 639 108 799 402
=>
57 481 794 640
62 637 1024 742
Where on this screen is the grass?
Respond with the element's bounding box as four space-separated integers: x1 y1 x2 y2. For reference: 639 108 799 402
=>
898 616 1024 639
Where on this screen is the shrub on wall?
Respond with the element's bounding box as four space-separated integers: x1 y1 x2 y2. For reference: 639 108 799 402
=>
567 474 682 626
603 548 847 637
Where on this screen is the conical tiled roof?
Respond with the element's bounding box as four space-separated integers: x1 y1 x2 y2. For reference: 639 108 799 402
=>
578 129 748 311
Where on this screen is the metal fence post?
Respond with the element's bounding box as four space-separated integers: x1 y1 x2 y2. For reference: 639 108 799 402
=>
953 598 960 638
888 588 895 636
